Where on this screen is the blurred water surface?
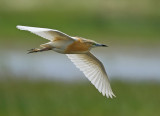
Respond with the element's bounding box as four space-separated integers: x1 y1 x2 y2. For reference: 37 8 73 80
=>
1 46 160 81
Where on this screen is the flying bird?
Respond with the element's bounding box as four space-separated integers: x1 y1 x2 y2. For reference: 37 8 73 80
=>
16 25 115 98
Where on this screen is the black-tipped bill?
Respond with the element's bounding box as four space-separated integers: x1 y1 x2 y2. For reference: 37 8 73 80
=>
101 44 108 47
95 43 108 47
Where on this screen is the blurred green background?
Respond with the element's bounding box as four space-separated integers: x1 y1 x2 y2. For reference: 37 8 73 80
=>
0 0 160 116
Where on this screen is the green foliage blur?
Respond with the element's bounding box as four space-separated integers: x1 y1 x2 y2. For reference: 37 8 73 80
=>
0 80 160 116
0 0 160 48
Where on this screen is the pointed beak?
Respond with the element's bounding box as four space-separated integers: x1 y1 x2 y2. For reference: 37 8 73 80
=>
95 44 108 47
101 44 108 47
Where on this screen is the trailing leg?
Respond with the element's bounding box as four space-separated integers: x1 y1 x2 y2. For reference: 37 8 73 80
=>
27 47 52 54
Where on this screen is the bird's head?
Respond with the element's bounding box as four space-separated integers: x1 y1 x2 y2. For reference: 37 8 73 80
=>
77 37 108 48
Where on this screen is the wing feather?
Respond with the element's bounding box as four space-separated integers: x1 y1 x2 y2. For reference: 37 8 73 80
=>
16 25 74 41
67 52 115 98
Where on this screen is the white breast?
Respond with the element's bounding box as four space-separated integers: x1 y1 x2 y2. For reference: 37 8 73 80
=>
49 39 75 54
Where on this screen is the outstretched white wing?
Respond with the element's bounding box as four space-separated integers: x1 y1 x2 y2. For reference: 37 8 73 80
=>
16 25 74 41
67 52 115 98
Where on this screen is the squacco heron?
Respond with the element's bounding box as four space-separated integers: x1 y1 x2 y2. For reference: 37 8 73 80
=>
17 25 115 98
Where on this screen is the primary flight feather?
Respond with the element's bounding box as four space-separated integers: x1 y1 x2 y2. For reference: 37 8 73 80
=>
17 25 115 98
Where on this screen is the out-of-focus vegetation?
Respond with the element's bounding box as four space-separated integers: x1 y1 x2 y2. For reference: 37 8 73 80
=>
0 0 160 48
0 79 160 116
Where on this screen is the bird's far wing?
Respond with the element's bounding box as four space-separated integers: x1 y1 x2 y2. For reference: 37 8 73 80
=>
16 25 74 41
66 52 115 98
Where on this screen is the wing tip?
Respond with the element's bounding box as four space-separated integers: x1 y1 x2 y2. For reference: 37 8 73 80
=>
108 92 116 98
105 91 116 98
96 83 116 98
16 25 25 30
100 90 116 99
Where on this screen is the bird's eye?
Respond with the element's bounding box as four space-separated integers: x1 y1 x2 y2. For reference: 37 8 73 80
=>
92 43 96 45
